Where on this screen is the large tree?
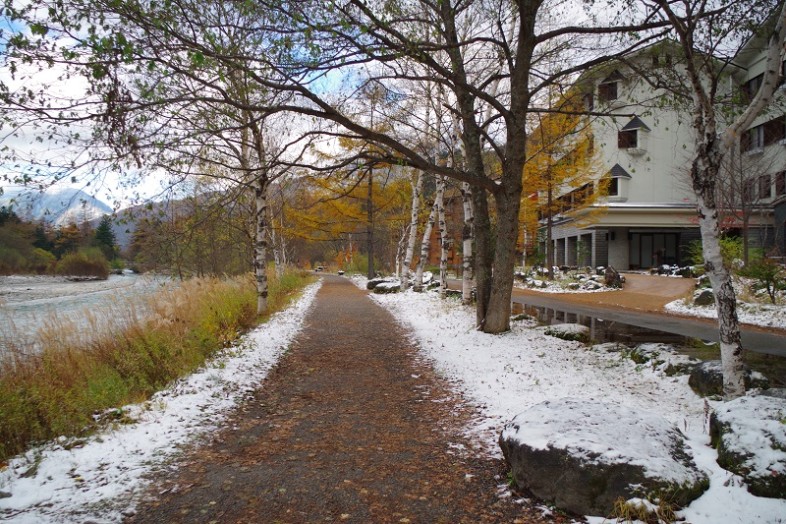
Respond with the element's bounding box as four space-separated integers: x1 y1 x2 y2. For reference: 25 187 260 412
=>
4 0 669 332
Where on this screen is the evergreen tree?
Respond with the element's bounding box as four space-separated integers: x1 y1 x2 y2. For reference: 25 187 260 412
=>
93 215 118 260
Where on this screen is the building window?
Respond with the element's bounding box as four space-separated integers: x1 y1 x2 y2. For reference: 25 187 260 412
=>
776 171 786 196
759 174 771 199
742 116 785 152
618 129 637 148
607 177 619 196
742 74 763 101
598 81 618 102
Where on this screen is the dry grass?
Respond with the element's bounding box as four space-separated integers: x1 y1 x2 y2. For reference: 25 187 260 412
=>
0 270 313 462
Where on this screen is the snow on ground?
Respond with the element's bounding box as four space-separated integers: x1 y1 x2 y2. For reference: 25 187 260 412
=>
0 280 322 524
665 296 786 330
367 286 786 524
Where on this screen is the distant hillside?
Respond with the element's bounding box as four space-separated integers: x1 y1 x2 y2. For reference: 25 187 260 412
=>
0 187 113 226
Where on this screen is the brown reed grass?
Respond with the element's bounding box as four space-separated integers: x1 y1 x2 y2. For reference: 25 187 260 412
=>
0 269 313 462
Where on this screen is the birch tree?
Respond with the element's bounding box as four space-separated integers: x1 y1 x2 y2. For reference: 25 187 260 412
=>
401 170 423 289
649 0 786 397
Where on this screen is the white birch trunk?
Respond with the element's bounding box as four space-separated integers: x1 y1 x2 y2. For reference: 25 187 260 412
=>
460 182 474 304
401 171 423 289
414 197 437 291
656 0 786 398
436 176 448 296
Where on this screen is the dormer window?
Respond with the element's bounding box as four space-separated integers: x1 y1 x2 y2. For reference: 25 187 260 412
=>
617 116 650 153
604 164 632 198
598 70 624 103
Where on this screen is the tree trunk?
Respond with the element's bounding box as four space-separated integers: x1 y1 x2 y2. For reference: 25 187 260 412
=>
366 168 374 279
691 151 746 397
414 196 437 291
254 176 269 315
460 182 474 305
436 176 448 296
546 178 554 279
482 179 522 333
472 189 492 328
402 171 423 289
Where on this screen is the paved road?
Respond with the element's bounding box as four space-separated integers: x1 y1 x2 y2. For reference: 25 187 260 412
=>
509 274 786 357
128 276 552 524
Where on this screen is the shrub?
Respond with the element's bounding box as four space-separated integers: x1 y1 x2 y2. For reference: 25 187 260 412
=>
55 248 110 279
740 258 785 304
30 248 56 274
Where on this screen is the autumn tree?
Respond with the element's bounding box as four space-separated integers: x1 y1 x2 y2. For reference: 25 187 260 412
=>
524 91 601 276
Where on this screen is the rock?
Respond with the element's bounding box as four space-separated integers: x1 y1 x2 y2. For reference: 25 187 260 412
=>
567 282 581 290
604 266 623 288
373 281 401 294
627 343 699 376
582 281 602 291
337 270 345 275
544 323 590 343
710 391 786 498
0 490 11 499
592 342 630 353
688 360 770 397
366 278 387 290
499 399 709 517
693 289 715 306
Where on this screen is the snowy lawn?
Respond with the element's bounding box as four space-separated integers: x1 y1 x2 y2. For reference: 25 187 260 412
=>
0 281 321 524
665 296 786 331
368 286 786 524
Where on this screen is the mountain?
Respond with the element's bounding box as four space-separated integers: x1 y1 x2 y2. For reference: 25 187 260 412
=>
0 187 113 226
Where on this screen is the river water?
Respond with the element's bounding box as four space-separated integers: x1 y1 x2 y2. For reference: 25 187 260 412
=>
0 273 174 358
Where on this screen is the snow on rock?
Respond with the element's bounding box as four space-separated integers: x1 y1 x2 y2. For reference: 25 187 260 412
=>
542 323 590 343
373 280 402 294
0 280 322 524
499 398 709 516
710 391 786 498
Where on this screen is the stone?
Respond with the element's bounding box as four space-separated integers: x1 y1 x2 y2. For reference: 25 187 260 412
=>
627 343 699 376
710 391 786 498
567 282 581 290
604 266 623 288
693 289 715 306
544 323 590 343
373 281 401 294
499 399 709 517
366 278 387 290
688 360 770 397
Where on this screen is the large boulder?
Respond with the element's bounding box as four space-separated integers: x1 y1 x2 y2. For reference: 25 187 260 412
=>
366 277 387 290
710 391 786 498
499 399 709 517
688 360 769 397
373 280 401 294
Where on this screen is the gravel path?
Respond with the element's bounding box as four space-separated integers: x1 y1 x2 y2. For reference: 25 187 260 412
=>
127 276 554 524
